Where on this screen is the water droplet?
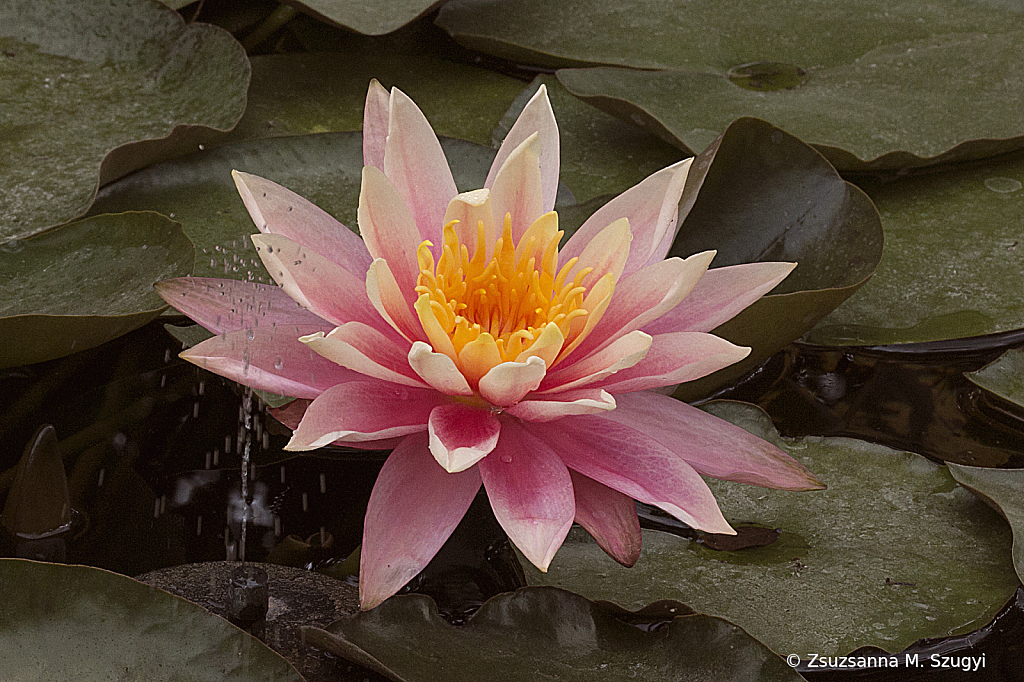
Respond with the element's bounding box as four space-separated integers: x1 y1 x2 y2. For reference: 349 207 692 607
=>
274 356 283 370
984 176 1022 193
728 62 809 91
500 454 513 464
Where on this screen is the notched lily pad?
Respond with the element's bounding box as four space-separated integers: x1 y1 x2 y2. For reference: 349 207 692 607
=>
303 587 803 682
0 558 303 681
0 0 250 243
966 348 1024 409
806 150 1024 346
0 212 194 368
527 401 1019 657
283 0 446 35
948 464 1024 585
90 132 496 281
669 117 883 399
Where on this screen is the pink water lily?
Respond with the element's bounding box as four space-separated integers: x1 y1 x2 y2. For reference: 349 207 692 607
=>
157 81 823 610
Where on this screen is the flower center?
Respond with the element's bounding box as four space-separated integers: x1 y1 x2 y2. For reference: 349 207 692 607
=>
413 211 594 380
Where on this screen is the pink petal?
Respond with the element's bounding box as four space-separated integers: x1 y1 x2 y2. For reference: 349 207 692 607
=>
561 252 715 366
568 470 642 567
250 233 388 332
383 87 458 242
362 79 390 172
360 432 481 609
487 134 545 243
358 167 423 306
286 381 443 450
181 325 359 399
530 417 734 534
232 171 371 276
505 389 616 422
365 259 426 343
300 323 424 388
478 356 547 407
540 330 651 393
644 262 797 335
270 399 406 451
442 189 497 263
485 84 559 214
567 216 630 292
155 277 326 335
603 392 825 490
590 332 749 395
408 342 474 396
561 159 691 278
428 403 501 473
478 419 575 570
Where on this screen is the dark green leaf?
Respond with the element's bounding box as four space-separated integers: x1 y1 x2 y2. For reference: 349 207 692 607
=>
948 464 1024 585
966 349 1024 409
284 0 448 35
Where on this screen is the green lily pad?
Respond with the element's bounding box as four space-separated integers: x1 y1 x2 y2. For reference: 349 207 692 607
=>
0 0 249 244
304 587 803 682
527 401 1019 657
0 559 302 681
437 0 1024 170
948 464 1024 585
224 52 524 149
966 349 1024 409
0 212 194 368
284 0 446 35
90 132 495 282
669 117 882 399
805 151 1024 346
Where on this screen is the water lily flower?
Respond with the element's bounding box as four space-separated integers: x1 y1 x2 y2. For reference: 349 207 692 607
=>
157 81 823 610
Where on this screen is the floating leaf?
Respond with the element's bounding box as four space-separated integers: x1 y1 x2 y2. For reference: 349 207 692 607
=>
90 133 495 282
0 0 249 244
669 118 882 398
805 151 1024 346
527 401 1019 656
966 348 1024 410
0 212 194 368
948 464 1024 585
437 0 1024 170
304 587 803 682
284 0 447 35
0 559 303 681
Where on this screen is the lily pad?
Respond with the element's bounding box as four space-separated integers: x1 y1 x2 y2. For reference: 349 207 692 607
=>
90 132 495 282
966 348 1024 409
284 0 447 35
437 0 1024 170
0 212 194 368
804 151 1024 346
0 559 302 681
304 587 803 682
527 401 1019 657
669 117 883 399
0 0 249 243
948 464 1024 585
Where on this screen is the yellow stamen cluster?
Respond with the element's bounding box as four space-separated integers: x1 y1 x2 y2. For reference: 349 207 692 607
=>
415 212 590 366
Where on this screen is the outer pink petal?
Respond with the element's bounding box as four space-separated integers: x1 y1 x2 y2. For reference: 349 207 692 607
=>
362 79 390 171
360 432 481 609
270 399 405 451
540 331 651 393
232 171 371 276
506 388 616 422
644 262 797 335
561 159 691 278
428 403 501 473
286 381 443 450
560 252 715 367
251 233 388 332
589 332 749 395
383 87 458 242
487 133 545 243
181 325 358 399
358 167 423 305
478 419 575 571
607 392 825 490
485 84 559 214
477 356 546 407
530 417 734 534
568 470 642 567
300 323 424 388
155 277 326 335
365 258 426 343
